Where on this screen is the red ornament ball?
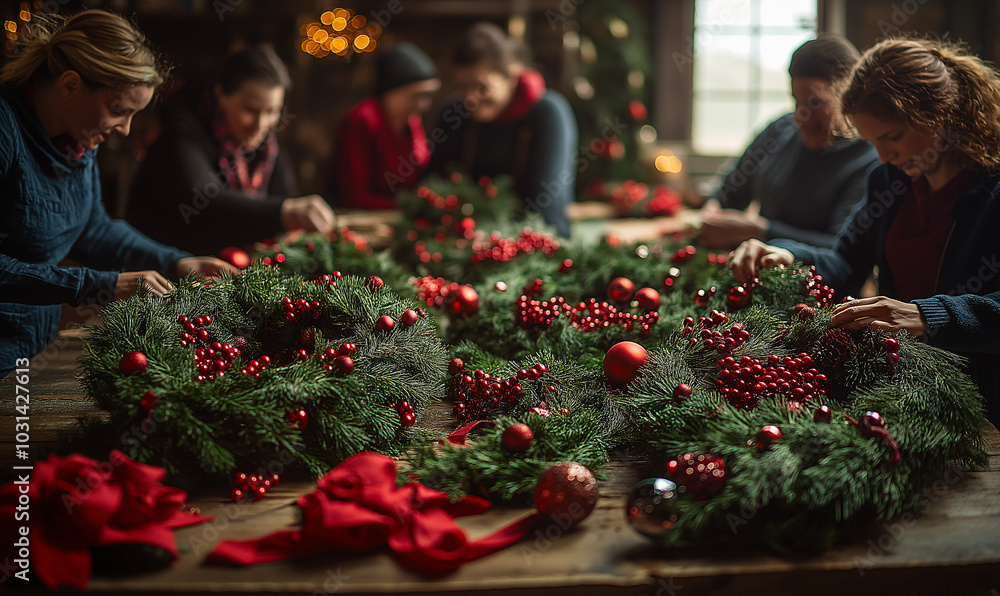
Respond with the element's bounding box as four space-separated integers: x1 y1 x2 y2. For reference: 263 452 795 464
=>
333 355 354 376
230 488 244 502
501 422 535 453
139 390 157 412
232 472 248 486
603 341 649 387
727 286 750 310
672 383 692 402
287 409 308 429
608 277 636 302
534 462 599 526
448 357 464 375
814 404 833 423
366 275 385 291
447 285 480 316
401 309 419 326
634 287 661 312
218 246 250 269
119 351 148 375
376 315 395 331
755 425 782 451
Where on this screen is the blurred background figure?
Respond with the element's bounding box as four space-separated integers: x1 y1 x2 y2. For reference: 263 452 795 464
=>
428 22 577 237
329 42 439 210
700 34 878 249
126 45 335 255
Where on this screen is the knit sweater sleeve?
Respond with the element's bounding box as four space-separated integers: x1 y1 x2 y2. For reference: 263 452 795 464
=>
771 166 892 296
519 91 576 238
713 117 786 210
68 159 191 283
913 292 1000 353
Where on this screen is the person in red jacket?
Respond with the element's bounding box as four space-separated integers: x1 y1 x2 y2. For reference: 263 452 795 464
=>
331 42 439 209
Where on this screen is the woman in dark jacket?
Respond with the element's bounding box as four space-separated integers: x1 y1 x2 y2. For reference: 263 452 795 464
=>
127 46 335 255
428 22 577 237
0 10 235 377
730 38 1000 426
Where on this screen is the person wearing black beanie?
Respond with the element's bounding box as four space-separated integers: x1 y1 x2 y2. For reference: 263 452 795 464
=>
700 34 879 250
330 42 440 209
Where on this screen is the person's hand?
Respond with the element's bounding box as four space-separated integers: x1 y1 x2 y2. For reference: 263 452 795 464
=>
728 239 794 282
830 297 926 336
700 201 768 249
115 271 174 300
281 195 336 237
176 256 241 278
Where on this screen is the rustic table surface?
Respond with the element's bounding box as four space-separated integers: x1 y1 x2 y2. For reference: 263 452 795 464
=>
3 331 1000 596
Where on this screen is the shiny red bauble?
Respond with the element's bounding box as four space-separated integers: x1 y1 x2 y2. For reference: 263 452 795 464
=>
634 287 661 312
218 246 250 269
376 315 395 331
447 284 480 316
603 341 649 387
119 351 148 375
501 422 535 453
607 277 636 302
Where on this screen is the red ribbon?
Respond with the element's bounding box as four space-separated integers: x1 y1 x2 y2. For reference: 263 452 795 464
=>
443 419 494 446
0 450 212 589
206 452 536 574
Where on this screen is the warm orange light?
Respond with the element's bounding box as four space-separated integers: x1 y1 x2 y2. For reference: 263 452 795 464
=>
320 11 334 25
332 16 347 31
353 34 370 50
19 10 30 21
351 15 366 28
4 21 16 32
312 29 328 43
334 8 350 19
305 40 319 54
306 23 320 37
330 36 348 53
654 154 683 174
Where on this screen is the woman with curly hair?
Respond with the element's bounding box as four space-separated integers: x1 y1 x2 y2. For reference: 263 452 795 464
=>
729 37 1000 425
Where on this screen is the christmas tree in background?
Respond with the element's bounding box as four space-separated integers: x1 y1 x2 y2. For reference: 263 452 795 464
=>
565 0 682 217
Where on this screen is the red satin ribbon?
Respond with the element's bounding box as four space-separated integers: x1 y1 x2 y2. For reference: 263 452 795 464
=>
206 451 536 574
0 450 211 589
443 419 494 445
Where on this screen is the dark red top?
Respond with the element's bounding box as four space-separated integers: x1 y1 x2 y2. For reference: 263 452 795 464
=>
333 97 429 209
884 170 970 302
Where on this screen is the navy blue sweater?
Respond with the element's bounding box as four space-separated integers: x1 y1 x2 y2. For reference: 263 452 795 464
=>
773 164 1000 425
0 87 190 376
715 114 879 248
428 90 577 237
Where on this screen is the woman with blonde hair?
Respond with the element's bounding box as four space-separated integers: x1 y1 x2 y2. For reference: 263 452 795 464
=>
729 37 1000 425
0 9 237 377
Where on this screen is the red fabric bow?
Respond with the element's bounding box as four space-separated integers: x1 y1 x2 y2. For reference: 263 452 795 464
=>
0 450 211 589
207 451 536 574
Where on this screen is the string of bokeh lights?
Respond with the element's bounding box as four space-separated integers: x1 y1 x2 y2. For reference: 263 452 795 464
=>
300 8 380 59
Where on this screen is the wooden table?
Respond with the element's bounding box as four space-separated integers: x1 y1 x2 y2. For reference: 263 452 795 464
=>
3 333 1000 595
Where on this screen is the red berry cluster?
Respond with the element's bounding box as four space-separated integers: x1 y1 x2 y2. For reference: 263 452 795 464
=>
515 296 659 334
230 471 281 502
470 230 560 264
177 314 212 346
194 341 241 382
286 408 308 429
681 311 749 355
665 453 727 499
670 245 697 265
715 353 828 410
393 400 416 427
239 355 272 378
693 286 717 307
884 337 900 373
282 297 321 324
412 276 458 307
452 364 549 422
802 267 835 307
314 271 343 289
332 227 370 253
317 343 357 375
